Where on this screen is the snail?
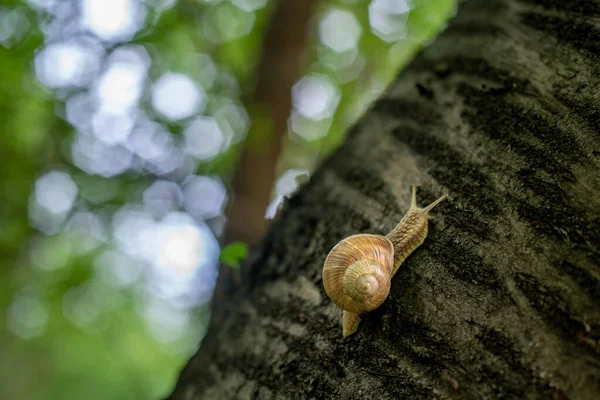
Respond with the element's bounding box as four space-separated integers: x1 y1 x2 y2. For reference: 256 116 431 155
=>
322 186 448 337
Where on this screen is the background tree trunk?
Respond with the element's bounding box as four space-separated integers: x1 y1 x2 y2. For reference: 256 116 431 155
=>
169 0 600 398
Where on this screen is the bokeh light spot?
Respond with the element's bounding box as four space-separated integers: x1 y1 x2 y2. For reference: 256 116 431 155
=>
143 180 183 217
0 7 30 48
26 0 58 13
72 134 134 177
289 111 333 141
369 0 411 42
183 116 224 161
66 92 96 130
292 73 340 121
112 207 156 261
182 176 227 220
214 100 250 145
146 0 177 11
275 168 309 197
189 53 219 90
127 119 172 162
205 2 255 43
35 39 104 88
66 211 107 253
232 0 267 12
151 73 204 121
157 224 203 279
95 46 150 113
81 0 145 42
150 213 219 305
319 9 362 53
30 235 72 271
7 292 48 339
92 111 137 145
266 169 309 219
34 170 78 215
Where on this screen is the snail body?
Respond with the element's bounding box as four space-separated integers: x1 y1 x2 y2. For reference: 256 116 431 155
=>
322 187 448 337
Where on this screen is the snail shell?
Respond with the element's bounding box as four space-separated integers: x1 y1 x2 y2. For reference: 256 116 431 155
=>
322 187 449 337
322 234 394 314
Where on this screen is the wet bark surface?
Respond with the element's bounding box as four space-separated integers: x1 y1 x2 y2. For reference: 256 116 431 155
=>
170 0 600 398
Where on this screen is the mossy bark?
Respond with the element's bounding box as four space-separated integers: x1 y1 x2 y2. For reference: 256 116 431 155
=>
170 0 600 398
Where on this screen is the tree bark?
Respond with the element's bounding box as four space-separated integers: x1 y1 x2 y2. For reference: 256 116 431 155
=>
170 0 600 398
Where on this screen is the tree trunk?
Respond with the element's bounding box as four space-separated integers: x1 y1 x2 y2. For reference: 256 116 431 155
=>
169 0 600 398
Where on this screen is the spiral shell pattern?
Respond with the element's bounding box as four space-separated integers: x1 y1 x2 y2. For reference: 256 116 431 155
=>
322 234 394 313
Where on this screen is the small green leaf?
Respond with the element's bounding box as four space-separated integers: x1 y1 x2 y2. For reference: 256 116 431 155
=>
219 242 249 269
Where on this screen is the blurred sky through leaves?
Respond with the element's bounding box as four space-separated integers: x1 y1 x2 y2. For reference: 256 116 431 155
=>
0 0 455 398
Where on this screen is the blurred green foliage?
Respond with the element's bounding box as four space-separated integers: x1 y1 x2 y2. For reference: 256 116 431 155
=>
220 241 249 268
0 0 455 399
